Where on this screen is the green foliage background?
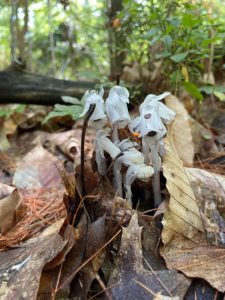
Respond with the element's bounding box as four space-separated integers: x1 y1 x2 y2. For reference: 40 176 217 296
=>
0 0 225 100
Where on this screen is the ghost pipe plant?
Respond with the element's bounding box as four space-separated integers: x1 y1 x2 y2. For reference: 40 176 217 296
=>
113 145 145 197
116 139 139 152
106 85 131 143
125 164 154 206
79 87 106 196
79 87 106 131
94 130 122 176
131 92 176 207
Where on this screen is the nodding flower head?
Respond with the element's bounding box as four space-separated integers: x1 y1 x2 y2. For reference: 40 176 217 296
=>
79 87 106 121
95 130 121 160
131 109 167 138
116 139 139 152
125 164 154 205
94 130 121 175
140 92 176 124
106 85 131 127
131 92 176 137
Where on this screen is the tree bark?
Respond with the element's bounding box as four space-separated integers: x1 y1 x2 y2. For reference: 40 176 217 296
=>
0 67 97 105
107 0 127 79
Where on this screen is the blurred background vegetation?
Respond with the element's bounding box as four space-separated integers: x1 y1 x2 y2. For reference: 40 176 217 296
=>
0 0 225 100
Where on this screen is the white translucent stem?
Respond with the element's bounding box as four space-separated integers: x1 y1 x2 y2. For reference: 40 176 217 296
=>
149 137 161 207
95 150 107 176
113 158 123 196
124 167 137 206
112 124 119 143
142 138 150 164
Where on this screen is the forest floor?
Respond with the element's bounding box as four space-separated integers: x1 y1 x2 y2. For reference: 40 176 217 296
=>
0 94 225 300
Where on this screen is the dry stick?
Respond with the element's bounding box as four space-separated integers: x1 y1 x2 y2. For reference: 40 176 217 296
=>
94 272 112 300
134 279 158 297
80 103 96 197
143 256 172 297
88 283 119 300
58 229 122 291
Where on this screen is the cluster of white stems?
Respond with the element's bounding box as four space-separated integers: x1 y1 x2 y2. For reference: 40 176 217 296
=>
79 85 176 207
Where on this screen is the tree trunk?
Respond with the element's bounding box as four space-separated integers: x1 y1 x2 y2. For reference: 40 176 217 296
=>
10 0 29 66
0 67 97 105
107 0 126 79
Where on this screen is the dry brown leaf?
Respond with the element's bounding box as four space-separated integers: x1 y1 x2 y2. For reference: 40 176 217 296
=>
165 95 194 167
187 167 225 243
70 215 106 298
44 224 79 269
13 145 63 189
0 184 22 234
53 214 88 292
161 126 204 245
0 219 66 300
161 127 225 292
108 212 189 300
161 236 225 293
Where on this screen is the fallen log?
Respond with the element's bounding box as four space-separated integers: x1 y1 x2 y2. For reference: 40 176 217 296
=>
0 67 97 106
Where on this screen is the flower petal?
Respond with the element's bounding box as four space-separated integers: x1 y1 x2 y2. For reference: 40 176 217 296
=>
95 130 121 159
79 88 106 121
158 102 176 124
106 86 131 126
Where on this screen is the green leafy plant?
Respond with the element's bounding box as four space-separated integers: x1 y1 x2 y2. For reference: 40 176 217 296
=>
118 0 225 100
0 104 26 118
199 85 225 101
43 96 84 123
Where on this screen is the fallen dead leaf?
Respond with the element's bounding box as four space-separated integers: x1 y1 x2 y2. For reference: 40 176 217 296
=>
0 219 66 300
0 184 22 234
161 125 225 292
161 125 204 245
108 212 189 299
187 167 225 244
165 95 194 167
160 236 225 293
0 187 66 250
54 214 88 292
70 215 106 298
13 145 63 189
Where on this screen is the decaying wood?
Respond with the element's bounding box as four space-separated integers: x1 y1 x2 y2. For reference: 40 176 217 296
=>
0 67 97 105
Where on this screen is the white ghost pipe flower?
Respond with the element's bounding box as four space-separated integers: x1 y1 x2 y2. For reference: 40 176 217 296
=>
125 164 154 206
116 139 139 152
106 85 131 142
132 107 167 139
131 92 176 207
79 87 107 131
113 147 144 197
143 135 162 206
140 92 176 124
94 130 121 176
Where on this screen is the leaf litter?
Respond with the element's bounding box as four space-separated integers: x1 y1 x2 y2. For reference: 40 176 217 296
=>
0 93 225 300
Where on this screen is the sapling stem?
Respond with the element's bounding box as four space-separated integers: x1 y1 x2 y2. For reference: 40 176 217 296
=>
80 103 96 197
